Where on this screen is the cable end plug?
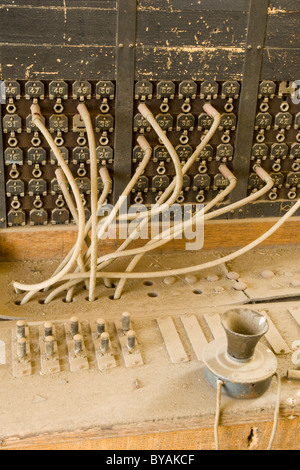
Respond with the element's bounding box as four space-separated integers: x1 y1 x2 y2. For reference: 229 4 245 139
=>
55 168 67 187
30 103 42 118
77 102 89 118
138 103 153 120
99 166 112 187
254 164 273 184
218 164 236 183
137 135 152 152
203 102 220 119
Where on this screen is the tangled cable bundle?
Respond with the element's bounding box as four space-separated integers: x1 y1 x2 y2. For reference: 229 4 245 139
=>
13 102 300 305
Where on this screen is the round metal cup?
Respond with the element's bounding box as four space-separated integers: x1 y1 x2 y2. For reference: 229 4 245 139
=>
221 308 269 362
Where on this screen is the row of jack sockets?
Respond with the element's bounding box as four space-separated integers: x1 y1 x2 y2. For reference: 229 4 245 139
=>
12 313 143 378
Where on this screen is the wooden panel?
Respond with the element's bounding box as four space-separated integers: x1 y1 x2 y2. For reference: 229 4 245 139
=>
180 315 208 361
0 45 115 80
157 317 189 364
136 11 248 47
264 0 300 79
261 48 300 80
288 308 300 326
135 46 245 80
266 12 300 48
0 6 117 46
204 314 224 340
0 1 117 8
269 0 300 10
245 201 300 218
135 5 248 79
1 417 300 450
260 311 291 355
0 2 117 79
0 218 299 261
137 0 251 12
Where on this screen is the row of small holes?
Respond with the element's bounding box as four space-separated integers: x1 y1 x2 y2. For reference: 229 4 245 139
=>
14 282 203 304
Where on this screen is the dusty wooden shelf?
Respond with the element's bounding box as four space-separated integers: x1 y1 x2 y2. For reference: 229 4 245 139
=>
0 246 299 450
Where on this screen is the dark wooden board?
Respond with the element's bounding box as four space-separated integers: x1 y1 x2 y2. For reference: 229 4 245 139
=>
261 48 300 80
269 0 300 10
137 0 250 12
113 0 136 203
229 0 270 212
0 45 115 80
245 201 300 218
135 46 245 80
264 0 300 80
0 1 117 7
136 11 248 48
0 6 117 46
266 11 300 49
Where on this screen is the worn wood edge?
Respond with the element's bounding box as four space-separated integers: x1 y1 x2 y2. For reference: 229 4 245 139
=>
0 218 299 261
1 406 299 450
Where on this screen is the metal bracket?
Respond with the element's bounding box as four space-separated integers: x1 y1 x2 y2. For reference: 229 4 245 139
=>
115 320 143 368
12 326 32 378
91 323 117 371
39 324 60 375
229 0 270 217
64 321 89 372
113 0 137 205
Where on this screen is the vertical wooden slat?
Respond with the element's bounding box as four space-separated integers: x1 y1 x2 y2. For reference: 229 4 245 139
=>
229 0 270 216
113 0 137 204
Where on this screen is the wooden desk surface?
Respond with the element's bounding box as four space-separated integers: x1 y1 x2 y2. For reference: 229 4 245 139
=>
0 244 299 450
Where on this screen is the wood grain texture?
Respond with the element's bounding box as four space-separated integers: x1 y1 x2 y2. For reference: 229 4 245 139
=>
0 2 117 79
0 218 299 261
262 0 300 78
135 45 245 80
266 12 300 48
137 0 251 12
0 6 117 46
136 11 248 47
0 1 117 8
261 48 300 80
1 416 300 450
0 45 115 80
269 0 300 11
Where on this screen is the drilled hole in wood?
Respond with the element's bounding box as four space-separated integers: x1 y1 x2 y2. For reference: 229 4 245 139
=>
108 294 119 300
85 296 99 302
62 298 74 303
193 289 203 295
103 282 117 288
147 292 159 298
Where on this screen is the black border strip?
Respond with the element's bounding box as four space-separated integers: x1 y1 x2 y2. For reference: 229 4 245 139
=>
113 0 137 204
229 0 270 217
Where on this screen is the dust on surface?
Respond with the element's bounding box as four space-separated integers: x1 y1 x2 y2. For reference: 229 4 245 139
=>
0 247 299 441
